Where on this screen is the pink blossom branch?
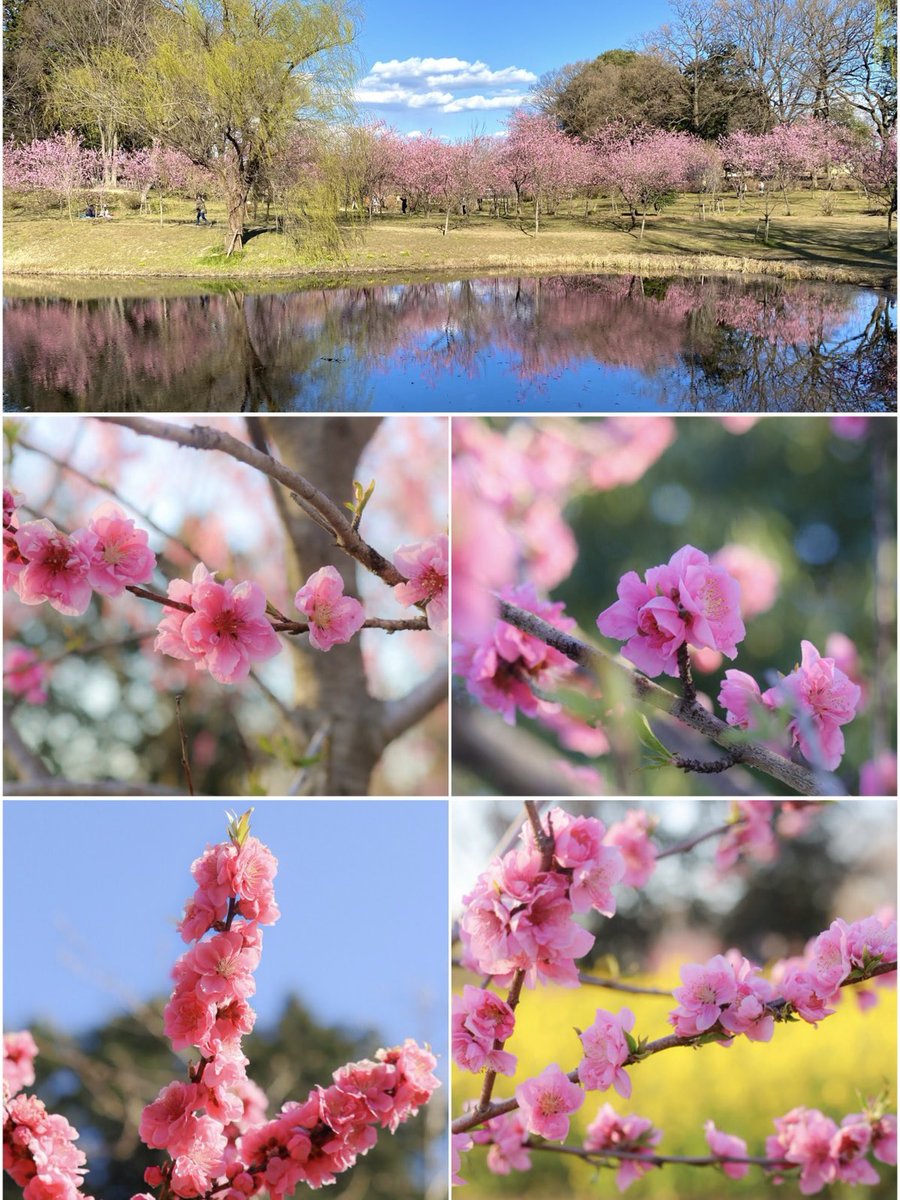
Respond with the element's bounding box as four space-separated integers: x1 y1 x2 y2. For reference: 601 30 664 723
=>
124 582 427 633
497 597 826 796
100 417 407 586
451 960 896 1135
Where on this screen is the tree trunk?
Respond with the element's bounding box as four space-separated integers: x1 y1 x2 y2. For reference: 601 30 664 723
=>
261 419 386 794
223 146 250 256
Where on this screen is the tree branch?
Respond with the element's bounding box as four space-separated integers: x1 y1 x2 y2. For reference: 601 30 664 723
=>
379 665 449 747
527 1141 790 1169
497 598 830 796
100 417 407 587
3 722 53 781
3 780 186 796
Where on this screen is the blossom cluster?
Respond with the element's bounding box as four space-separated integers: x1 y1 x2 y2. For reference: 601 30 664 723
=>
147 831 282 1196
453 583 578 726
669 911 896 1041
236 1039 439 1197
459 807 625 987
775 912 897 1024
3 1032 92 1200
767 1106 897 1194
452 985 518 1076
584 1103 663 1191
720 639 862 771
597 544 746 678
140 822 439 1200
3 496 156 616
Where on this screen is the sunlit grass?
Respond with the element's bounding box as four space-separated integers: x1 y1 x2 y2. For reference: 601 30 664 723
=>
3 189 894 283
453 965 897 1198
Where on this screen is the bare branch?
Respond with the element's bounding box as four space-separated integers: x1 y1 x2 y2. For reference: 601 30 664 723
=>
527 1141 789 1169
497 598 831 796
3 722 53 781
100 417 407 586
379 665 449 746
3 780 186 796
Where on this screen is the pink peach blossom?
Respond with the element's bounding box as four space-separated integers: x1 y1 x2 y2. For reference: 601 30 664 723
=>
515 1063 584 1141
584 1103 661 1191
82 503 156 597
705 1120 749 1178
604 810 657 888
765 641 860 771
3 1030 39 1097
393 533 448 633
578 1007 634 1098
181 574 281 684
13 520 93 615
294 565 365 652
3 647 50 705
670 955 737 1036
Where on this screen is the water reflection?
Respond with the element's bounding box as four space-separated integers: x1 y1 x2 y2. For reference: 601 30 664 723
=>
3 274 895 412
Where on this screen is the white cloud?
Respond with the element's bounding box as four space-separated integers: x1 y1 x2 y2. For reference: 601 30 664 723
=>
355 55 537 114
441 93 529 112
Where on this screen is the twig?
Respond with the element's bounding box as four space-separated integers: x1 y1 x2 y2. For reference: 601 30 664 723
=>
3 781 186 796
175 695 195 797
577 973 673 996
496 598 826 796
101 417 407 587
656 820 736 859
527 1141 790 1169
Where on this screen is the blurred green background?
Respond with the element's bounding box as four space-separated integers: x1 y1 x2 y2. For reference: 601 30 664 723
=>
452 799 897 1198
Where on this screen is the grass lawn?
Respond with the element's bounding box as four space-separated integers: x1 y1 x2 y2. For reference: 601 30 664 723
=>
3 189 895 286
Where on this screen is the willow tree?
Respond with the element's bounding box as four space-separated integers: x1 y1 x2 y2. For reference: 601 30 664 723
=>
142 0 355 255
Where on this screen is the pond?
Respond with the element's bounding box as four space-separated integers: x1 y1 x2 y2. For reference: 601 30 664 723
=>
3 273 895 413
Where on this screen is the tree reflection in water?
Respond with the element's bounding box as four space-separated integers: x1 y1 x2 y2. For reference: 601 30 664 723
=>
3 275 895 412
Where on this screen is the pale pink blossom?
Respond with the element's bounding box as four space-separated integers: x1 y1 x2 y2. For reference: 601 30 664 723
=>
13 520 93 615
777 964 838 1025
766 1106 840 1195
831 1120 880 1185
451 1132 473 1185
860 751 897 796
670 955 737 1036
712 543 780 618
294 565 365 652
3 647 49 705
452 986 517 1076
472 1109 531 1174
808 919 851 991
718 670 769 729
583 1103 661 1191
604 810 657 888
82 503 156 597
515 1063 584 1141
715 800 778 873
154 564 211 663
578 1008 634 1098
705 1119 749 1178
765 641 860 771
393 533 448 633
719 952 775 1041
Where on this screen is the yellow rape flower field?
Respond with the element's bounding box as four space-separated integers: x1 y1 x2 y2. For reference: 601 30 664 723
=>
453 966 897 1199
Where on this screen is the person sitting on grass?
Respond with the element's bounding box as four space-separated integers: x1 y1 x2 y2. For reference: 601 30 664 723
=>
99 205 112 219
82 204 96 219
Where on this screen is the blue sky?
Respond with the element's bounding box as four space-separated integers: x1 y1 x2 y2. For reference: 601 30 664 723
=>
354 0 673 138
3 800 448 1081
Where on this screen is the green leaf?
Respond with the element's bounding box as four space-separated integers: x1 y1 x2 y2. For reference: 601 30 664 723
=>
225 807 254 846
637 714 673 760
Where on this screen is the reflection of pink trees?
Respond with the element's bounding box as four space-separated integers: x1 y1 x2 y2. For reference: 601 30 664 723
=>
4 276 892 412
